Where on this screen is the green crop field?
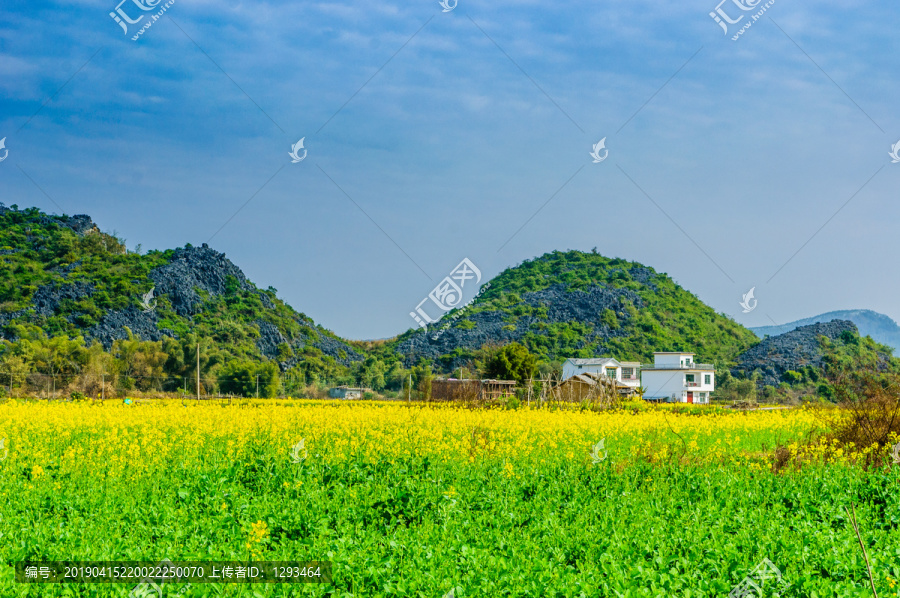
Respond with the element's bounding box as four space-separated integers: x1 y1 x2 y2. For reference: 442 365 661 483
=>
1 401 898 597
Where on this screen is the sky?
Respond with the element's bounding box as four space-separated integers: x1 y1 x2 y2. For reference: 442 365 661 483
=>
1 0 898 341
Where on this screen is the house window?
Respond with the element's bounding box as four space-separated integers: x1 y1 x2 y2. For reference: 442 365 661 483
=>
605 367 617 378
622 367 634 379
704 374 711 385
685 374 695 382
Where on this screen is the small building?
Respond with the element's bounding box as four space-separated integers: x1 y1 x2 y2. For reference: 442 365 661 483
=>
431 378 516 402
555 371 636 401
561 357 642 390
328 386 369 400
562 357 621 381
618 361 642 389
640 352 715 403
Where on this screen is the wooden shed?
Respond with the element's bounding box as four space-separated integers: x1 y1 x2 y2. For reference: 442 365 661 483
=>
431 378 517 402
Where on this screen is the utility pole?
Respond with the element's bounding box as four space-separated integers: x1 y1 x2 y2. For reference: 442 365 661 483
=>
408 374 411 403
256 375 259 399
196 343 200 401
101 372 105 401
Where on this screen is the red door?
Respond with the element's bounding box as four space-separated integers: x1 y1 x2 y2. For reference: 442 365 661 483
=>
687 392 694 404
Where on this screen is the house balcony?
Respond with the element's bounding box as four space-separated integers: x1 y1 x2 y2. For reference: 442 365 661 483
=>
685 382 701 388
640 363 715 371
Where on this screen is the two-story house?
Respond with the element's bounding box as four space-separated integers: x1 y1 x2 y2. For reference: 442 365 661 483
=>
639 352 715 403
561 358 642 390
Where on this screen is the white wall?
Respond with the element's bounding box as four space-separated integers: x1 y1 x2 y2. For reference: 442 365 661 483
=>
562 361 620 381
641 369 715 402
653 353 694 367
619 364 641 387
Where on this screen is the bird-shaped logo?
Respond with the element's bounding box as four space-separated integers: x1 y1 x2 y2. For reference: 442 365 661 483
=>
590 137 608 163
0 138 7 163
739 287 757 313
439 0 457 12
889 140 900 164
289 439 308 463
289 138 307 163
139 287 157 312
590 438 607 464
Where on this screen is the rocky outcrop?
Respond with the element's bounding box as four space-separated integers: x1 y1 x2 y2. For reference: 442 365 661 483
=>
148 244 253 317
85 306 176 347
0 204 97 236
30 281 95 317
732 319 857 386
255 319 288 359
396 283 642 368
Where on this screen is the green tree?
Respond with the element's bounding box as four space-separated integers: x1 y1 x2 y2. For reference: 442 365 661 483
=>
357 356 386 391
163 334 224 394
485 342 537 384
220 360 280 398
412 363 433 401
112 330 167 391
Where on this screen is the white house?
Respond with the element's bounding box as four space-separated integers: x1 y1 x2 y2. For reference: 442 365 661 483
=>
639 352 715 403
561 358 642 390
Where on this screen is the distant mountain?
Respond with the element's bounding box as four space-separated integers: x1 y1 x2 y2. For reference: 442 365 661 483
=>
751 310 900 354
394 250 760 370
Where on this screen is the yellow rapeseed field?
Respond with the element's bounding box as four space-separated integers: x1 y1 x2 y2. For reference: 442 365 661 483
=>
3 400 900 597
0 400 827 474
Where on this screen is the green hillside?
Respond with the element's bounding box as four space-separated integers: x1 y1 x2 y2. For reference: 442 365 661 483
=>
8 205 879 402
0 204 363 397
394 250 760 369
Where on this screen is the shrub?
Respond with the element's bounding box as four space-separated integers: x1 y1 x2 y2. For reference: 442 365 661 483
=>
821 372 900 468
782 370 802 385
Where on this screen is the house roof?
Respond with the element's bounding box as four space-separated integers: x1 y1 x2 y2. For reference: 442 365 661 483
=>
562 372 631 388
652 352 695 355
564 357 621 367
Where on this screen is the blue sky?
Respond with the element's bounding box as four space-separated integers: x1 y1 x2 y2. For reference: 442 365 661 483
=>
1 0 898 340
